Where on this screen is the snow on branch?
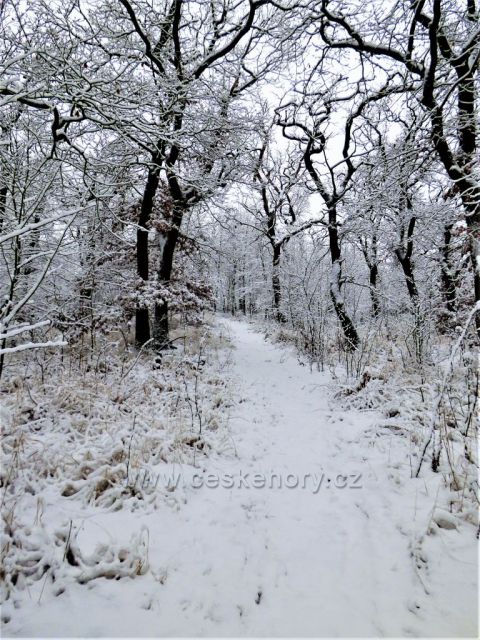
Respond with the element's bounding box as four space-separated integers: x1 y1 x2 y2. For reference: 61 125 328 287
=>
0 206 92 245
0 340 67 356
0 320 50 340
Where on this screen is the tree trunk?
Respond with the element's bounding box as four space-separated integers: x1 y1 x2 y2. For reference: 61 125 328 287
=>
152 201 184 350
327 206 358 351
272 243 286 322
361 233 380 319
396 247 423 361
462 195 480 337
394 212 424 360
0 184 6 232
440 223 457 314
231 263 237 315
238 271 246 315
396 251 419 303
369 263 380 318
395 214 419 305
153 300 169 349
135 162 161 347
330 259 359 351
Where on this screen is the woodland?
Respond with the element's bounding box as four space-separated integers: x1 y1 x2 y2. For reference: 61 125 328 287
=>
0 0 479 637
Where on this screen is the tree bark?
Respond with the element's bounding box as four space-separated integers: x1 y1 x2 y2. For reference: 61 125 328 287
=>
361 230 380 318
272 243 286 322
135 161 161 347
369 262 380 318
395 192 419 306
327 205 359 351
152 199 184 349
238 271 246 315
396 248 419 303
440 223 457 314
0 184 6 233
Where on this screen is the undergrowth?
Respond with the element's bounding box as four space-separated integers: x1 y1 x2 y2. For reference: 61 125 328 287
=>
0 318 234 607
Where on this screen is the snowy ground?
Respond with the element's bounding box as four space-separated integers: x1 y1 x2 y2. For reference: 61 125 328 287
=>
2 318 478 637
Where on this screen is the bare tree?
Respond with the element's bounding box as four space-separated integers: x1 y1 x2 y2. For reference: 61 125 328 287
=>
314 0 480 336
245 125 317 322
109 0 285 349
276 74 405 350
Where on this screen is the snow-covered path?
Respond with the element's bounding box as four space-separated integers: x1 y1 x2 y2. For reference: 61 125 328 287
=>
193 318 476 637
8 318 477 637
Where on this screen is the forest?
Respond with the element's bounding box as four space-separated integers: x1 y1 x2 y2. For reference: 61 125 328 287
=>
1 0 479 637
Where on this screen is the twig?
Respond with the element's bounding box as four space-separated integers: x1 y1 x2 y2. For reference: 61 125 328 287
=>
415 303 478 477
126 415 137 484
119 338 153 382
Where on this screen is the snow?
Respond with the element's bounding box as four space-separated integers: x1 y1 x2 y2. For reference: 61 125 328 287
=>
0 340 68 355
0 319 50 339
2 318 478 637
0 207 91 246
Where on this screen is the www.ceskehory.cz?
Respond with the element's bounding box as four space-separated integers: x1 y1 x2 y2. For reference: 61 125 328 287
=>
127 470 363 493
